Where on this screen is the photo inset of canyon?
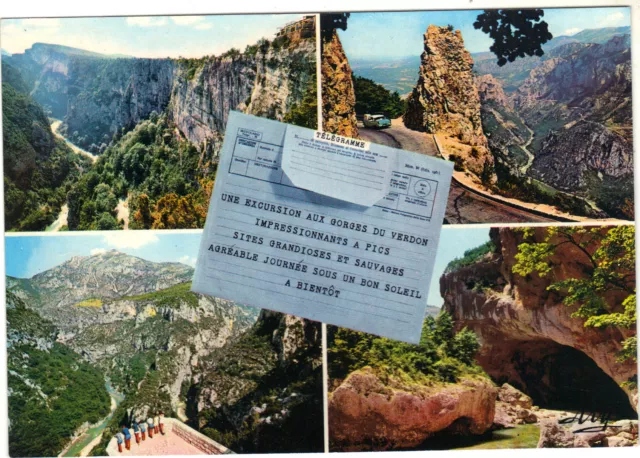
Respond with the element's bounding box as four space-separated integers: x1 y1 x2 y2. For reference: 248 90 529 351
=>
1 5 638 456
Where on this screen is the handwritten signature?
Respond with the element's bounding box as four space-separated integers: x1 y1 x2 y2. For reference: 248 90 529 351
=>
559 410 622 433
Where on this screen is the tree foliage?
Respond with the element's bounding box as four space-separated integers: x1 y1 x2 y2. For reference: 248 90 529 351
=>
353 75 405 118
283 77 318 129
445 240 496 274
7 295 110 457
328 311 482 384
513 226 636 361
67 113 215 230
474 9 553 66
3 76 90 231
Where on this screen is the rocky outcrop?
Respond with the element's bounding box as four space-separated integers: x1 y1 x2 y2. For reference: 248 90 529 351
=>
171 36 315 164
193 311 323 453
530 121 633 191
7 250 193 330
475 74 511 109
538 418 638 448
63 58 175 149
493 383 538 429
329 369 497 450
514 36 633 196
475 74 532 174
403 26 493 179
321 30 358 138
442 227 637 414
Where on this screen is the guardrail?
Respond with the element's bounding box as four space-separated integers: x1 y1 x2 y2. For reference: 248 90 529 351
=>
106 417 233 455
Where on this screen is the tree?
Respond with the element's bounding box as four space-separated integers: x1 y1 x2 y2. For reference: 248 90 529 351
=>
320 13 350 37
473 9 553 66
513 226 636 361
283 78 318 129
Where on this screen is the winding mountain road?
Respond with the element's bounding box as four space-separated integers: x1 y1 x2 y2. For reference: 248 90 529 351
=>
358 120 556 224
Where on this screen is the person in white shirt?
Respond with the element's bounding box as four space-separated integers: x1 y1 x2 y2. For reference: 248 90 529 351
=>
147 417 155 438
153 414 160 435
158 411 166 435
115 430 125 453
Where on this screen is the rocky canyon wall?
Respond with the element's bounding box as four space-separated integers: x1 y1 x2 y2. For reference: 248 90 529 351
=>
5 36 316 155
441 227 637 413
321 30 358 138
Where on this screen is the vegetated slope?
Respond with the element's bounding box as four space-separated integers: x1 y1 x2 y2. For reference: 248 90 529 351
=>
7 251 261 455
8 250 321 455
3 62 91 231
6 291 111 457
352 75 405 118
193 311 324 453
65 112 214 230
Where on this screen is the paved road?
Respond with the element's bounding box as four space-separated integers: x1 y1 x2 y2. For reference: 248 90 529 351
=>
359 123 554 224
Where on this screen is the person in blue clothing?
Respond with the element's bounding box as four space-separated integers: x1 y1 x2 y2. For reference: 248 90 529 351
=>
122 425 132 451
132 420 141 445
139 418 147 441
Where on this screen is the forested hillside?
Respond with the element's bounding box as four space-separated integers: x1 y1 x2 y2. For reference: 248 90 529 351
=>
7 291 111 457
3 63 90 231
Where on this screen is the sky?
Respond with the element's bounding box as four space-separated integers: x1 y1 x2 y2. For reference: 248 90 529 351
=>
5 231 202 278
0 14 302 58
426 226 490 307
340 6 631 60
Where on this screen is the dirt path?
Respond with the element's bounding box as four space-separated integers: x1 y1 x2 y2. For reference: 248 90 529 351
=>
51 120 98 163
116 198 130 230
360 118 556 224
47 204 69 232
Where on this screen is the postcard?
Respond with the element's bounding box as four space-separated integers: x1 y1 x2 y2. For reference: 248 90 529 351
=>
192 111 453 343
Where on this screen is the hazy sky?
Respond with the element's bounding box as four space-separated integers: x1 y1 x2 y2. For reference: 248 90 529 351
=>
341 6 631 60
5 232 202 278
1 14 302 57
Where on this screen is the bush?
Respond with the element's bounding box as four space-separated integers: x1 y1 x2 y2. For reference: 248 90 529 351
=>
328 311 483 383
444 240 496 273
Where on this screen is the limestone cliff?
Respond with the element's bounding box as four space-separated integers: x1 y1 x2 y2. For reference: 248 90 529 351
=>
170 37 316 164
321 30 358 137
403 26 493 179
329 368 497 450
442 227 637 415
5 35 316 154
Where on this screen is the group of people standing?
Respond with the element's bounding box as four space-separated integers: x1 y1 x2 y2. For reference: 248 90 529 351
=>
115 412 165 453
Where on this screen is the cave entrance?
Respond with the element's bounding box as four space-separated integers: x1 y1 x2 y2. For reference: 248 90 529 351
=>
500 341 636 419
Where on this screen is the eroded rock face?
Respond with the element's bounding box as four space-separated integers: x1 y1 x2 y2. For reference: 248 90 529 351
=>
475 74 511 109
442 227 637 414
403 26 493 178
321 30 358 138
538 418 638 448
530 121 633 191
329 368 497 450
